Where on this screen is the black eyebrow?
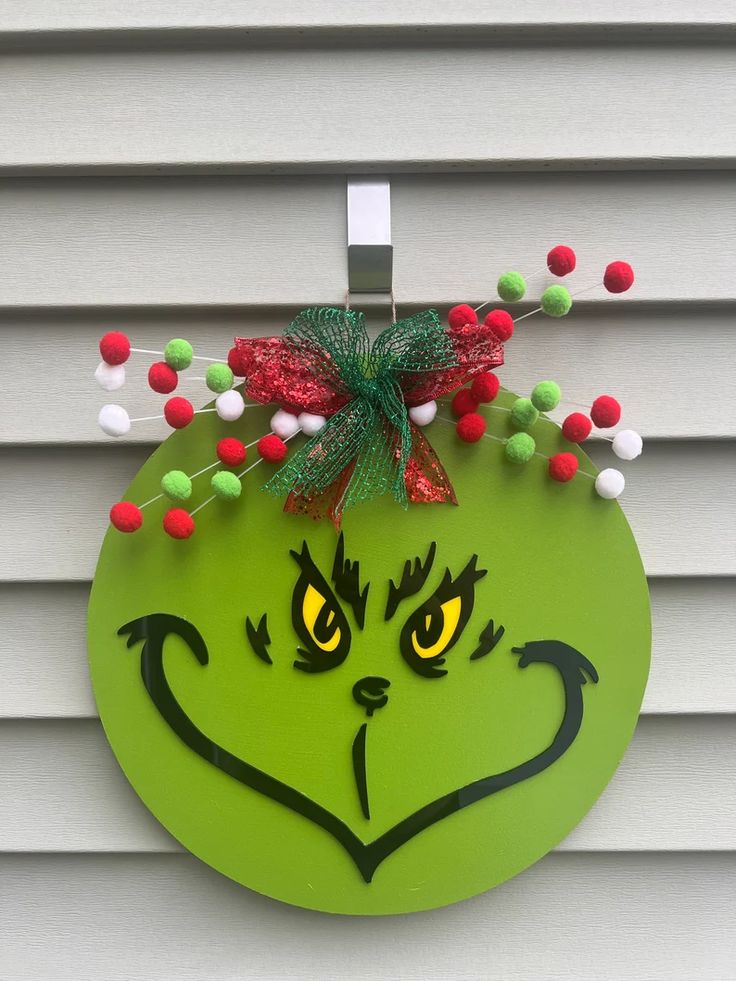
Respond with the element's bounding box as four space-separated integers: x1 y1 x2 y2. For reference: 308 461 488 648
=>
331 533 369 629
385 541 437 621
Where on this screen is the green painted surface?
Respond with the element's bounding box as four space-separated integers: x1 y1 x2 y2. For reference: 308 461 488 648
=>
88 390 650 914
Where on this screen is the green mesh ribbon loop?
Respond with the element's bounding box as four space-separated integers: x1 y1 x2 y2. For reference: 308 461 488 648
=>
263 306 459 513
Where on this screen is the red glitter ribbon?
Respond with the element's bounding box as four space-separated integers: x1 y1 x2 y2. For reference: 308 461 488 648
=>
235 306 502 525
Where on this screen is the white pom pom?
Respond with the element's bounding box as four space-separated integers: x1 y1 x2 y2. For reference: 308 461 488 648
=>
612 429 643 461
595 468 625 499
297 412 327 436
98 404 131 437
94 361 125 391
270 408 301 439
215 389 245 421
408 400 438 427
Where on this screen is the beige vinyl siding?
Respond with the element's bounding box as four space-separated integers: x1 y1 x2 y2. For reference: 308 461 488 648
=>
1 854 732 981
1 45 735 174
0 4 733 979
1 174 735 307
0 307 733 444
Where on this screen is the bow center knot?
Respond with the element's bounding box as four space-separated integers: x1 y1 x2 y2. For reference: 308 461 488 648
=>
352 376 382 402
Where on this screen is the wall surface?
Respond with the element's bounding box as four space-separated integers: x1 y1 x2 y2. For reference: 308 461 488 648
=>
1 2 735 978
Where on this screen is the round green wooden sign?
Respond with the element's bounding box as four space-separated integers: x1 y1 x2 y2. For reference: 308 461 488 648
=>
88 396 650 914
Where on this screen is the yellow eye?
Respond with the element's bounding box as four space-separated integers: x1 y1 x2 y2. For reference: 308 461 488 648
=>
290 540 352 674
399 555 485 678
411 596 462 659
303 584 342 652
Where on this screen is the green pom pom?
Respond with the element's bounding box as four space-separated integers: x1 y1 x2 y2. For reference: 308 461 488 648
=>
161 470 192 501
206 363 234 394
541 285 572 318
497 271 526 302
164 338 194 370
531 380 561 412
510 397 539 430
211 470 242 501
505 432 536 464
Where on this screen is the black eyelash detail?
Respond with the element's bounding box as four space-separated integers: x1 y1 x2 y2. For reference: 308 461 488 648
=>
399 554 487 679
385 541 437 621
245 613 272 665
469 618 505 661
331 533 369 629
445 553 486 595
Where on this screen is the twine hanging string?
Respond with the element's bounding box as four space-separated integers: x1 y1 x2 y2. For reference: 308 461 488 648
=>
345 288 397 325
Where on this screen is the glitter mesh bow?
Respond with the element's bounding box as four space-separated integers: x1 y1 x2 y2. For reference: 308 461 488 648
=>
235 306 503 525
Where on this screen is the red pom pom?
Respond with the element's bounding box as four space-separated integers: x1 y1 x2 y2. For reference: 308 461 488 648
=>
470 372 500 403
217 437 246 467
99 331 131 366
451 388 479 417
164 396 194 429
448 304 478 330
562 412 592 443
258 434 288 463
484 309 514 342
109 501 142 533
456 412 486 443
227 346 246 377
163 508 195 539
148 361 178 394
603 261 635 294
549 452 579 482
591 395 621 428
547 245 576 277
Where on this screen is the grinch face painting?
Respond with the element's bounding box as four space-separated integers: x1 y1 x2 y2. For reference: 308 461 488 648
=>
88 401 650 915
90 258 647 911
118 535 598 886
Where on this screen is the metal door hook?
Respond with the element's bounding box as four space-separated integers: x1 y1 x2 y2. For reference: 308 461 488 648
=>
347 178 392 293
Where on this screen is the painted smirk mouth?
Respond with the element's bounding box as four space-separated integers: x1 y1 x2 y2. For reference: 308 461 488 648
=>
118 614 598 883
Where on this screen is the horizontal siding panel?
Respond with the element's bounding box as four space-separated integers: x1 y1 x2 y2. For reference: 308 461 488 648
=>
0 852 734 980
4 0 736 39
1 173 735 305
0 441 732 582
1 44 734 172
3 306 734 443
0 716 734 853
2 578 733 719
645 578 736 713
0 583 96 718
0 3 729 974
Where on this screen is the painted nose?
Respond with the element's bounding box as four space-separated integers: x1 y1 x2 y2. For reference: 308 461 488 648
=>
352 676 391 716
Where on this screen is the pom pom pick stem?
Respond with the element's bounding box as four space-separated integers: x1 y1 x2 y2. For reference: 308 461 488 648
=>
129 347 223 363
186 429 301 523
